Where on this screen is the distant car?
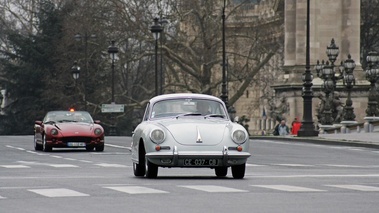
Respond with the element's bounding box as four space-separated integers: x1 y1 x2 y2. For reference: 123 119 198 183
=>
131 93 251 179
34 110 105 152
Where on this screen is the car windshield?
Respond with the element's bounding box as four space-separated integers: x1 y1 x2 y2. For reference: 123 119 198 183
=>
43 111 94 124
150 98 227 119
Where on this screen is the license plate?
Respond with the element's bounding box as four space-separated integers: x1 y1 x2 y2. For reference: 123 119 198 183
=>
67 142 86 147
183 159 218 166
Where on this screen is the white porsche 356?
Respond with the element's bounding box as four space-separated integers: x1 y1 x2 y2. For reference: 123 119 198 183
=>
131 93 251 178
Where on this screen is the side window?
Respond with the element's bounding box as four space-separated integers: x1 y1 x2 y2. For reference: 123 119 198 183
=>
142 103 150 121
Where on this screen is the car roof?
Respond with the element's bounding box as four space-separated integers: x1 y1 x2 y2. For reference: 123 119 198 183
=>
47 110 89 114
149 93 224 104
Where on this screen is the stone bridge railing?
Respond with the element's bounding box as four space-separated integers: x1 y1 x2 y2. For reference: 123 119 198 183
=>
321 117 379 134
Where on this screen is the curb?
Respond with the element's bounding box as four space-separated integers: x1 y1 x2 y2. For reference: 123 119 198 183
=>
249 135 379 149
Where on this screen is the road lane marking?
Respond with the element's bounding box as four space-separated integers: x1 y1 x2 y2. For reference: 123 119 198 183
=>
180 185 248 193
63 158 77 161
0 165 30 169
274 164 315 167
246 163 265 167
28 188 89 197
48 164 79 168
105 144 131 150
0 195 6 199
104 186 168 194
251 185 325 192
247 174 379 178
79 160 93 163
326 185 379 191
17 161 78 168
95 163 128 168
323 164 379 168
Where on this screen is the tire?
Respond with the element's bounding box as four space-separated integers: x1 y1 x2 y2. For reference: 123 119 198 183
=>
42 136 52 152
145 159 158 178
34 136 43 151
95 144 104 152
231 163 246 179
133 144 146 177
86 145 94 151
215 166 228 177
133 162 145 177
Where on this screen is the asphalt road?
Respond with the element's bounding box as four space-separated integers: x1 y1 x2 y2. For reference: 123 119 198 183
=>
1 136 379 213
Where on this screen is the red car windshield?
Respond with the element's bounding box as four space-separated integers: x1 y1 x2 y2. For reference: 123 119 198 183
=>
43 111 94 124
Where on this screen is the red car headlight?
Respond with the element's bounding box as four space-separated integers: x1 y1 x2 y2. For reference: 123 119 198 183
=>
94 128 103 136
51 128 59 135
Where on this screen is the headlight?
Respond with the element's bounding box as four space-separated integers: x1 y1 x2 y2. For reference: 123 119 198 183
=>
150 129 165 144
232 130 247 144
51 128 58 135
94 128 103 136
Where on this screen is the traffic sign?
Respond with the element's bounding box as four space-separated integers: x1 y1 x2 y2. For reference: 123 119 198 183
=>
101 104 124 113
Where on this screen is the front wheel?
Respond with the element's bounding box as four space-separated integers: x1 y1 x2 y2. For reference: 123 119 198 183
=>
42 136 52 152
231 163 246 179
145 159 158 178
133 162 145 177
95 144 104 152
34 136 42 151
215 166 228 177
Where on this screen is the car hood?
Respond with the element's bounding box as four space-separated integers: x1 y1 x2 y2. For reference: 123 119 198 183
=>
158 119 230 145
50 123 96 136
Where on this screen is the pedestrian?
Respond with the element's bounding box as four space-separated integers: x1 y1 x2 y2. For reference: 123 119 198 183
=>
291 117 301 135
273 119 290 136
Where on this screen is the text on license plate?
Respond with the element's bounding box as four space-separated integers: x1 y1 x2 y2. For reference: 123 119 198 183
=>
67 142 86 147
183 159 218 166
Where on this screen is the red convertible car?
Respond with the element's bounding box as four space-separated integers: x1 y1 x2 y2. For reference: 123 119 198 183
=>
34 110 105 152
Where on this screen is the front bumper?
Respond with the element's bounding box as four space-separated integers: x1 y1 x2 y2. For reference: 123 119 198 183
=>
46 136 104 148
146 146 251 167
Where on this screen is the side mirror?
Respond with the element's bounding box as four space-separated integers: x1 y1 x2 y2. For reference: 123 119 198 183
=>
94 120 101 124
35 121 43 126
234 116 239 123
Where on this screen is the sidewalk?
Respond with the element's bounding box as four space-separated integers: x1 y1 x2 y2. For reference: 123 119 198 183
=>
250 132 379 149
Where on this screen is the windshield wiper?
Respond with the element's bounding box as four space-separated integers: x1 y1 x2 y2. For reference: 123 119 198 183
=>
175 113 202 118
44 121 56 125
205 114 225 118
57 119 77 123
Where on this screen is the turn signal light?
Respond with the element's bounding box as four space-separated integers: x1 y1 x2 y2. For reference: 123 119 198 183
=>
155 145 161 151
237 146 243 152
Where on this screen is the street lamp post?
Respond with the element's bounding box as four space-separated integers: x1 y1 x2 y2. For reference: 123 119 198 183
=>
71 61 81 84
74 33 96 110
108 41 119 104
220 0 228 108
107 41 119 136
150 18 163 96
159 17 168 95
297 0 318 137
342 54 356 121
71 61 81 108
315 39 344 125
365 51 379 116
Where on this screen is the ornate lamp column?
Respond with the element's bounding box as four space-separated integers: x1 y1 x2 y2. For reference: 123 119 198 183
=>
71 61 81 108
297 0 318 137
365 51 379 116
150 18 163 96
107 41 119 136
319 61 335 125
342 54 356 121
108 41 119 104
220 0 228 108
315 38 343 125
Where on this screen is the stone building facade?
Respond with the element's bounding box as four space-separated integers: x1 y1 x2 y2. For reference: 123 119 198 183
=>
230 0 368 135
